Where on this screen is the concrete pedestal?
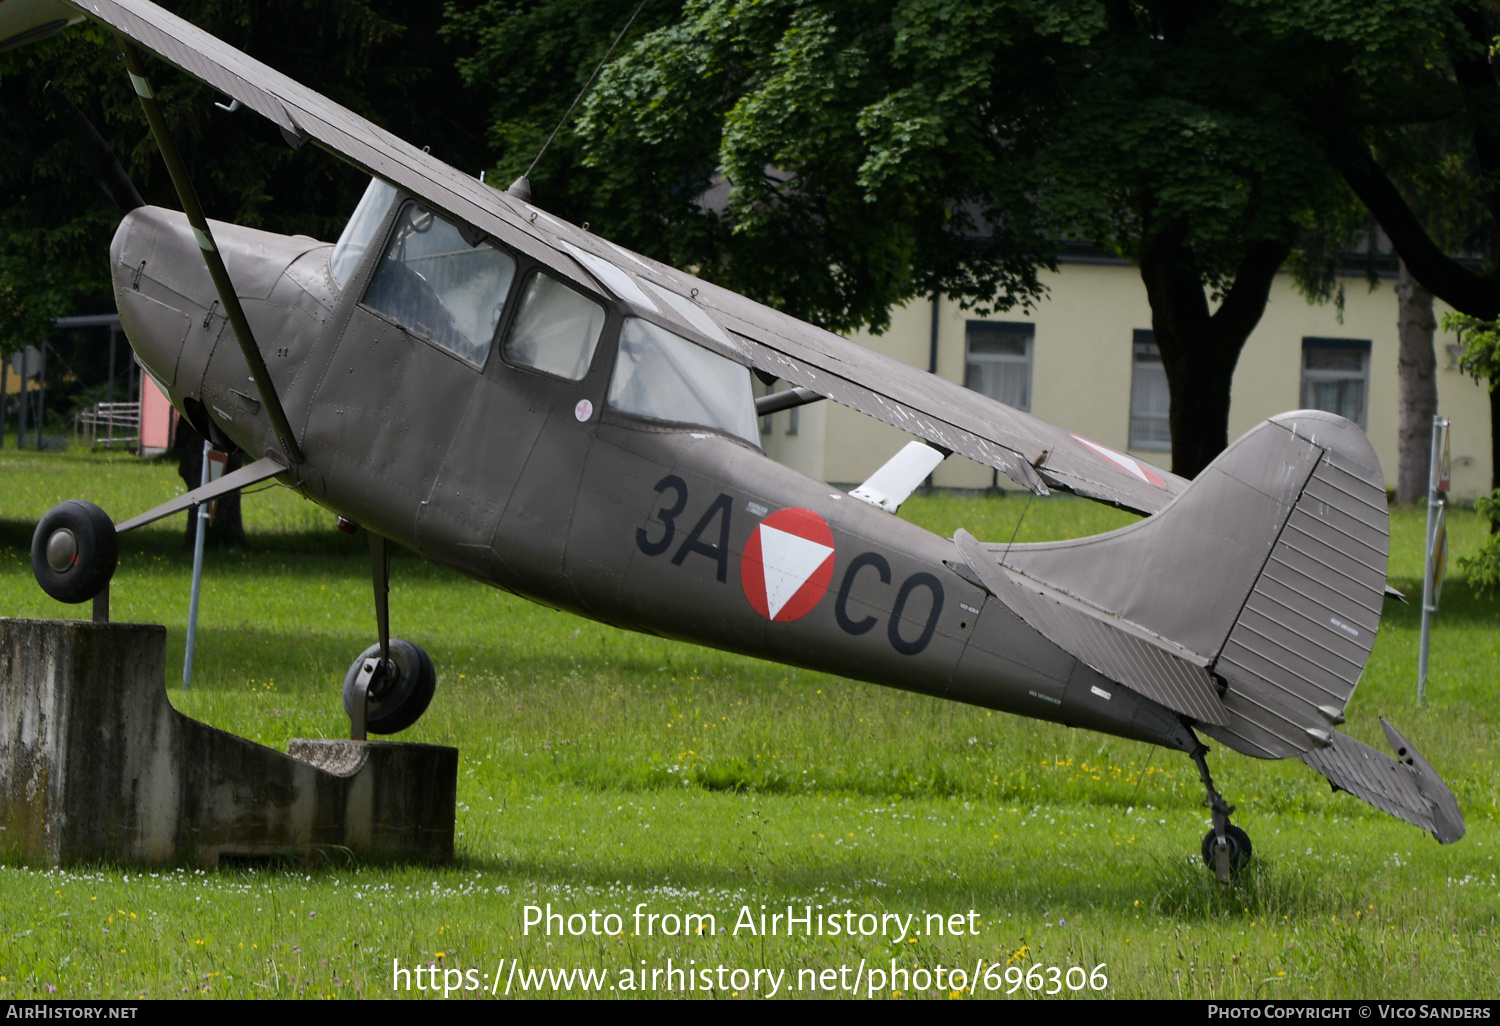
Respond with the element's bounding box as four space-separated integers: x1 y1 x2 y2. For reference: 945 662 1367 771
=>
0 618 456 866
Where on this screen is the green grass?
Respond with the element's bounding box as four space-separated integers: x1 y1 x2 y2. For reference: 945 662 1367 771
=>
0 448 1496 999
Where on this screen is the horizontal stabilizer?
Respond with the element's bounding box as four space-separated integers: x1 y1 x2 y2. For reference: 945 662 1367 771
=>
1300 718 1464 843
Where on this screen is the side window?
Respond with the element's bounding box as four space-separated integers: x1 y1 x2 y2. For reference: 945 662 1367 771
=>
363 202 517 366
503 272 607 380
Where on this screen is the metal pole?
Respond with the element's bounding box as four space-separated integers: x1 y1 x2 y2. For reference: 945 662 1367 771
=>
183 439 211 689
106 325 116 447
1417 414 1446 706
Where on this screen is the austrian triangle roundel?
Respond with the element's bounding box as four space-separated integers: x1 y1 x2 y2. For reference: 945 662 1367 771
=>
740 507 836 622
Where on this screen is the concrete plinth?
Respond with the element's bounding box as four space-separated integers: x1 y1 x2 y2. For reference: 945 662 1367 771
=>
0 618 456 866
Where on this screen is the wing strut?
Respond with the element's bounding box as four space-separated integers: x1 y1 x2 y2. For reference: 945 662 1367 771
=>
116 40 304 466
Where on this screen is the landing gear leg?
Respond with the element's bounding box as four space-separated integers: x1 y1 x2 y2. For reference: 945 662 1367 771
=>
1191 743 1251 883
342 530 435 737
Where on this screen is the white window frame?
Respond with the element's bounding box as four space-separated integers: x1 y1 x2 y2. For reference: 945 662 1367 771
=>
1128 329 1172 452
964 321 1034 412
1300 337 1371 430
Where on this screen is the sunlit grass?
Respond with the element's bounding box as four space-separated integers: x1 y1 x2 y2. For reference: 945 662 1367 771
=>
0 448 1495 999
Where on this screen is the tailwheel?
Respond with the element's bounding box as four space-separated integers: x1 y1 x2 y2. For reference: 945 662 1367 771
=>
1200 823 1252 877
342 638 435 735
1190 741 1250 883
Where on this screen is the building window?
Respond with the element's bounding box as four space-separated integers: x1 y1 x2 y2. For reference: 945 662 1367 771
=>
1128 329 1171 451
964 321 1033 411
1301 338 1370 429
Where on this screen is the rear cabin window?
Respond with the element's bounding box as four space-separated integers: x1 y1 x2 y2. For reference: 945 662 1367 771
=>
363 202 516 366
608 317 759 445
503 272 607 380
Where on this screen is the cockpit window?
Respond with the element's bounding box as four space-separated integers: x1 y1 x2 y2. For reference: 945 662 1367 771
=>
329 178 397 287
608 317 759 445
363 202 517 366
503 271 606 380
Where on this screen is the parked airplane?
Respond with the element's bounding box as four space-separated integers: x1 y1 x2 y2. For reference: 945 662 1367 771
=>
8 0 1463 882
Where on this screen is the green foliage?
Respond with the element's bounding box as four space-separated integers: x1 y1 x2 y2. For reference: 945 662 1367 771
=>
1440 311 1500 388
1458 490 1500 595
451 1 1360 341
0 1 491 354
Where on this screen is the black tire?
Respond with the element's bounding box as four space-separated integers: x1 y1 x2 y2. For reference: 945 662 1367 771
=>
1201 824 1253 875
31 500 118 604
341 638 436 734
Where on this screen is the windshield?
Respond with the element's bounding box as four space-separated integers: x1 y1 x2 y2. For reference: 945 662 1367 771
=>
363 202 517 366
329 178 397 287
608 318 759 445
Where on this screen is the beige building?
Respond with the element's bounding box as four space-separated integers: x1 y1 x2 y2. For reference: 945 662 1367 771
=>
758 255 1494 503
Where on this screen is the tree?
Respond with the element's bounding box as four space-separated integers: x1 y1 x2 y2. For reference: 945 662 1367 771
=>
1252 0 1500 494
451 0 1392 478
0 0 492 358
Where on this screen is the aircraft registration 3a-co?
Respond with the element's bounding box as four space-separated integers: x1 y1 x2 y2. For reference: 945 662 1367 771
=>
5 0 1464 881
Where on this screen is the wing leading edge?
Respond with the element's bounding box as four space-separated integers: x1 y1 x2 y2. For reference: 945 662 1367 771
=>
65 0 1186 515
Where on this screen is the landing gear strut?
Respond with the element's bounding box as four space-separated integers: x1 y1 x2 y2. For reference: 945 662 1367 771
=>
343 530 435 737
1191 743 1251 883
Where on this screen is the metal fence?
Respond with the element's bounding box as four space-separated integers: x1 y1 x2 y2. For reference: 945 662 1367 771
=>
74 401 141 449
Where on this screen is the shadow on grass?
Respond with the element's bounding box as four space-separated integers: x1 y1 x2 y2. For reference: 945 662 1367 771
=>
0 518 370 560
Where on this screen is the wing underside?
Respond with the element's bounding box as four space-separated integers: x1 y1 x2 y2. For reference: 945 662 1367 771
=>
64 0 1185 516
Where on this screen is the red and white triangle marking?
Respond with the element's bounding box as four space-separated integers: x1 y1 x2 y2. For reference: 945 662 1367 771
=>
740 507 835 622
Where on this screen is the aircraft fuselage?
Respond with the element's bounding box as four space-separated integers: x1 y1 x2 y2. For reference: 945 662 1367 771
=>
112 203 1195 755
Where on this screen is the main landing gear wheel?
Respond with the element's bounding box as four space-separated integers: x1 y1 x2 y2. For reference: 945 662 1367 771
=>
341 639 436 734
1201 824 1252 877
31 500 118 604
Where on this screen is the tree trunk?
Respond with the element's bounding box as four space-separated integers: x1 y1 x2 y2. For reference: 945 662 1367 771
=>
1396 260 1438 504
172 420 248 548
1139 224 1294 479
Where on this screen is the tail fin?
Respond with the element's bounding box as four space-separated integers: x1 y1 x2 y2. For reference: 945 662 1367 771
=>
955 411 1387 759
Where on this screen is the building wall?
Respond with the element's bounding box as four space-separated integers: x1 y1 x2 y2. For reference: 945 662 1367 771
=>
769 260 1493 502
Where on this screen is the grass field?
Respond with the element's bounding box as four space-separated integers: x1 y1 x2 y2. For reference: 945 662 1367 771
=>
0 447 1496 1000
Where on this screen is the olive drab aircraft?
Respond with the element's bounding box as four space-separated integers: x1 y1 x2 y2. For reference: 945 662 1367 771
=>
6 0 1465 883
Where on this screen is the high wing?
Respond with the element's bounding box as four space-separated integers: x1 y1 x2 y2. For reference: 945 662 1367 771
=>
63 0 1187 516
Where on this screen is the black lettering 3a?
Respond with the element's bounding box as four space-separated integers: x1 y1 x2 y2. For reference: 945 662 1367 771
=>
671 493 733 582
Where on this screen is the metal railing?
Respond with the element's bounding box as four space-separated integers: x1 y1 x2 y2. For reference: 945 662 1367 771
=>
74 401 141 449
